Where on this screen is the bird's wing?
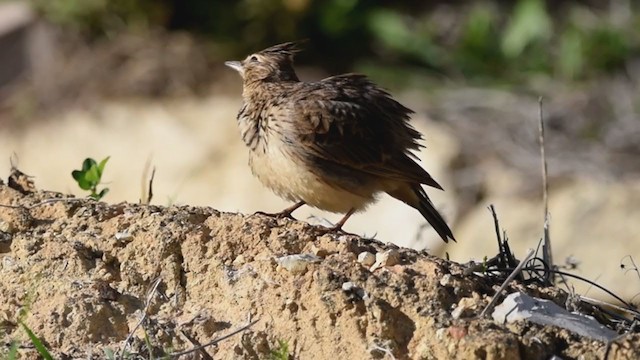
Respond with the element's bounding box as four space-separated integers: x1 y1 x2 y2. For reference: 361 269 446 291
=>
289 74 443 189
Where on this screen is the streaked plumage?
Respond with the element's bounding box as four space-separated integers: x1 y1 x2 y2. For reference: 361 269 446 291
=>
225 42 455 242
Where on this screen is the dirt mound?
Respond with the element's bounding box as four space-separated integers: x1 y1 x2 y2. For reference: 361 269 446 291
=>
0 174 637 359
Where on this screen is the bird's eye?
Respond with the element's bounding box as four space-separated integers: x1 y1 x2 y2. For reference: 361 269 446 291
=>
249 55 259 62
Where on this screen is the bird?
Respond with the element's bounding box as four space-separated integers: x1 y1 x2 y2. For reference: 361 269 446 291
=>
225 42 455 242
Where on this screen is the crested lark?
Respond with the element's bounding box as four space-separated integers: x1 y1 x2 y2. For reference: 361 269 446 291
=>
225 42 455 242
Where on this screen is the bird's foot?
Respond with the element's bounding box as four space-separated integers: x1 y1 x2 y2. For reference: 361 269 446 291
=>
253 209 296 220
314 223 344 235
253 201 306 220
314 225 360 238
313 208 357 236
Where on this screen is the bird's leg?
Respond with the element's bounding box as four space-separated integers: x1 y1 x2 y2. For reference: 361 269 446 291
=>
254 201 306 219
317 208 356 234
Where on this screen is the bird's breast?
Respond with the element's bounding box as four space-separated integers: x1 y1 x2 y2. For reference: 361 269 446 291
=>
237 103 268 152
247 138 376 213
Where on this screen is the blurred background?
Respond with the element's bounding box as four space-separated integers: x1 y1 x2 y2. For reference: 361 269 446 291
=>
0 0 639 301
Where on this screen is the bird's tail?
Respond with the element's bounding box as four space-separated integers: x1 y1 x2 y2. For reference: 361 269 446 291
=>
387 184 455 243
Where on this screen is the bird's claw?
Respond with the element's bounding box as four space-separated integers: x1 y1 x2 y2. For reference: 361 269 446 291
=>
253 210 296 220
314 224 359 237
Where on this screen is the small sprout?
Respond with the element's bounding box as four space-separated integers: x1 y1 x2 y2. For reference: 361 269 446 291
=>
72 157 110 200
269 339 290 360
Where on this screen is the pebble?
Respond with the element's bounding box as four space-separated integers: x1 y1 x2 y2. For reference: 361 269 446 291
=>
310 244 330 258
439 274 453 287
342 281 370 301
0 220 13 234
115 231 132 241
370 249 400 271
277 254 321 274
357 251 376 267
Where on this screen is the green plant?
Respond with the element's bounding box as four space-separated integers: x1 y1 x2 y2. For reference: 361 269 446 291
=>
4 281 54 360
29 0 164 36
72 157 110 200
269 339 290 360
3 341 18 360
501 0 552 58
18 320 54 360
104 347 117 360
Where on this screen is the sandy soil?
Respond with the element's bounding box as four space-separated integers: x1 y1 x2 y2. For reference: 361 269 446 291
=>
0 171 638 359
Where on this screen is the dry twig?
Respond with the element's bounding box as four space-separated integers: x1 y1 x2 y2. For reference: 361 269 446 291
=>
140 158 155 205
538 97 554 284
169 316 259 358
479 248 535 317
118 277 162 359
0 197 86 210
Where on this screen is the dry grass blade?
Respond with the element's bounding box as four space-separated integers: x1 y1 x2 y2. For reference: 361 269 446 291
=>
490 205 518 270
169 318 259 358
140 158 155 205
538 97 554 284
0 197 86 210
117 277 162 360
479 248 535 318
178 329 214 360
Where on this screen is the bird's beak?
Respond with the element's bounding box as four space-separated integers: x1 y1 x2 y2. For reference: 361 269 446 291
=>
224 61 243 74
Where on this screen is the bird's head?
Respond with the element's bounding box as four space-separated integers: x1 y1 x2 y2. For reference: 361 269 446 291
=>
225 42 301 85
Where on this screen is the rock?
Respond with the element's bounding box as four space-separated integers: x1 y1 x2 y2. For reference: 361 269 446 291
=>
0 219 13 233
276 254 321 274
370 249 400 271
357 251 375 267
341 281 370 301
493 292 617 342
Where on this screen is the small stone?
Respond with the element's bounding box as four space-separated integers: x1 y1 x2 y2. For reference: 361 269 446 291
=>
357 252 375 267
310 244 329 258
452 297 478 319
0 220 13 234
342 281 357 291
448 326 468 339
336 237 356 254
277 254 321 274
370 249 400 271
2 256 15 268
379 249 400 265
233 255 246 266
342 282 369 301
115 231 133 241
439 274 453 287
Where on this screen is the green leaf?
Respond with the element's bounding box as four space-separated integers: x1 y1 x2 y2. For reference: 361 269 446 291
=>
559 27 584 79
269 339 290 360
97 156 110 176
71 169 85 182
78 178 93 191
72 170 93 190
368 9 411 51
502 0 551 58
103 348 116 360
82 158 97 172
19 320 53 360
85 165 100 185
7 341 18 360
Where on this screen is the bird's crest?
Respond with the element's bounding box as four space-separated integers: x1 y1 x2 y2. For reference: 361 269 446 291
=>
258 41 306 58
